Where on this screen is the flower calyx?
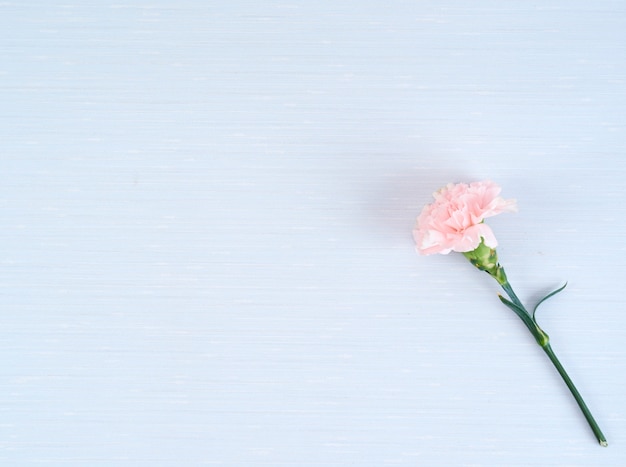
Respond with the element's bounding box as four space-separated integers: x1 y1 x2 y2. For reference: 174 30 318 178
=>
462 239 508 285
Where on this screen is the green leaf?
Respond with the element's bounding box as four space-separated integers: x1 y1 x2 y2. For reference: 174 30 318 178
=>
532 282 568 318
498 294 550 347
498 294 535 334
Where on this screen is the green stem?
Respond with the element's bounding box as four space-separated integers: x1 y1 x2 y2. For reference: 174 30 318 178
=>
500 280 608 447
542 344 608 447
500 281 523 310
462 245 607 445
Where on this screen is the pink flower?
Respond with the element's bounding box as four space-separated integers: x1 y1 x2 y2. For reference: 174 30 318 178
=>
413 181 517 255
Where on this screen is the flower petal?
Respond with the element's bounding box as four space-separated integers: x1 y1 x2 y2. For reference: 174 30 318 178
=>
414 181 514 255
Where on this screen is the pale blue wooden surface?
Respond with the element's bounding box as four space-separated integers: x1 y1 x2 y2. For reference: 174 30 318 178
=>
1 1 625 465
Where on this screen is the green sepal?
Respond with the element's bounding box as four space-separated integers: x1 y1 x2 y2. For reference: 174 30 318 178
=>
532 282 568 318
462 240 508 285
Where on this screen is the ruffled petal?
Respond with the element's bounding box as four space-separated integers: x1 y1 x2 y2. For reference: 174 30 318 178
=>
414 181 514 255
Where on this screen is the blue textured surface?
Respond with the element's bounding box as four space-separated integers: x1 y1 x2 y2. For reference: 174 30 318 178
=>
1 1 625 465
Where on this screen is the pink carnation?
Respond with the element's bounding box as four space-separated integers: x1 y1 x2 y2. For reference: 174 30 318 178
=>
413 181 517 255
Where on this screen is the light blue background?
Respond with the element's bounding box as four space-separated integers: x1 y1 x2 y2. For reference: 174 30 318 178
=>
1 1 625 465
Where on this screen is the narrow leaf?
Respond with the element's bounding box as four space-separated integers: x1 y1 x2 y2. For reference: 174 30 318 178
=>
498 294 537 335
499 294 550 347
532 282 568 318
